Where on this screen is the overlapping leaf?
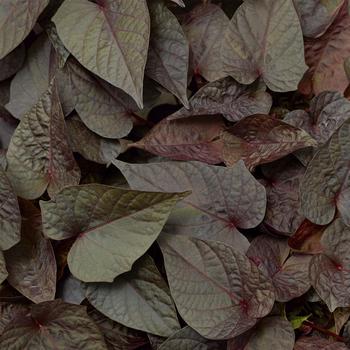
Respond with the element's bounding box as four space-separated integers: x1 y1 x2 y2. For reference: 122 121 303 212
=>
227 316 295 350
159 233 275 339
114 160 266 251
221 115 317 170
5 35 74 120
146 0 189 107
247 235 311 302
0 44 25 82
183 3 229 82
53 0 150 108
40 184 187 282
301 117 350 225
128 115 225 164
221 0 307 92
0 0 49 59
158 326 226 350
66 58 136 139
67 114 125 164
88 308 149 350
300 3 350 95
6 83 81 199
4 201 56 304
0 169 20 251
261 157 305 235
309 218 350 311
293 0 344 38
0 300 107 349
86 255 180 337
294 336 348 349
169 78 272 122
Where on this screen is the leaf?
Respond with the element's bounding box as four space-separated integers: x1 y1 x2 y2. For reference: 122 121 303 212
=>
86 255 180 337
129 115 225 164
88 308 149 350
300 3 350 95
6 83 81 199
40 184 187 282
0 0 49 59
158 233 275 339
294 336 348 349
56 274 85 305
293 0 345 38
261 157 305 235
284 91 350 145
227 316 295 350
221 115 317 170
0 303 30 335
183 3 229 82
301 117 350 226
309 218 350 311
169 78 272 122
334 307 350 334
5 35 74 120
288 219 325 254
0 300 108 349
158 326 226 350
146 0 189 107
289 314 311 329
170 0 185 7
247 235 311 302
221 0 307 92
4 201 56 304
53 0 150 108
0 253 7 285
114 160 266 252
66 114 124 165
66 58 136 139
0 169 20 251
0 44 25 82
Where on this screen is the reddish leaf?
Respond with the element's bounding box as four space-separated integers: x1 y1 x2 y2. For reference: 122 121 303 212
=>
129 115 225 164
247 235 311 302
261 157 305 235
169 78 272 122
309 218 350 311
300 3 350 95
221 115 317 170
294 336 348 349
4 201 56 304
183 3 229 82
288 219 325 254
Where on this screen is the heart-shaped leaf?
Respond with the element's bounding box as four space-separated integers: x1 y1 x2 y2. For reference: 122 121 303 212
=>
6 82 81 199
0 0 49 59
169 78 272 122
86 255 180 337
221 0 307 92
146 0 189 107
247 235 311 302
221 115 317 170
301 117 350 226
309 218 350 311
0 300 108 349
129 115 225 164
53 0 150 108
40 184 187 282
183 3 229 82
114 160 266 252
158 233 275 339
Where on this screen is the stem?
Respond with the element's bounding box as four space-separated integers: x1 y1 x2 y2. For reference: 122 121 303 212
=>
303 321 346 342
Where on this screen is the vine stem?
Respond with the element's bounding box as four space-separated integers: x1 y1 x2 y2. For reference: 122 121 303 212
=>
303 321 346 342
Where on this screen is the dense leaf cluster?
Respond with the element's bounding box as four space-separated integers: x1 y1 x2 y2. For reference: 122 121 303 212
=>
1 0 350 349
